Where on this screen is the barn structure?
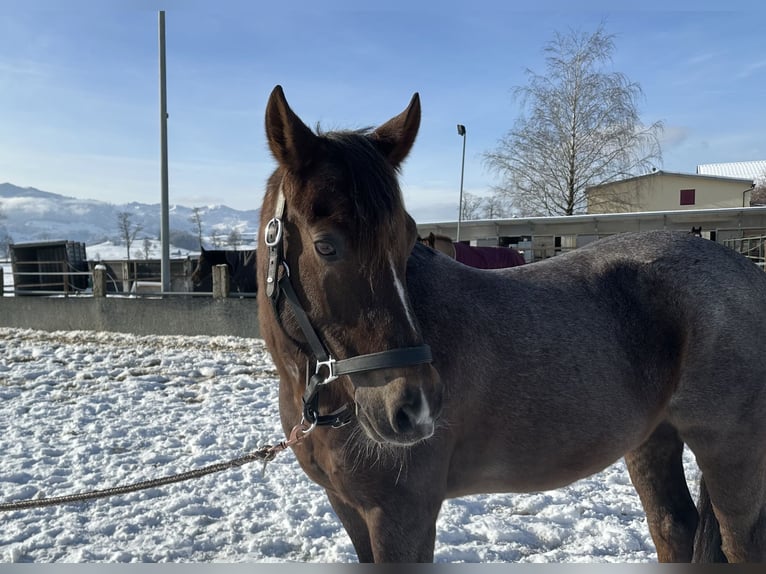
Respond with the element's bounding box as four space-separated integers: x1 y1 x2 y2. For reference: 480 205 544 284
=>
417 206 766 265
418 166 766 265
8 240 89 295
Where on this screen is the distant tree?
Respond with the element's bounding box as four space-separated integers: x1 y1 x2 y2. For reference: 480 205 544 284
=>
209 229 223 248
484 25 663 216
482 194 512 219
116 211 144 259
190 207 204 247
0 203 9 259
227 228 243 248
752 181 766 206
460 192 484 221
0 230 12 260
142 237 153 260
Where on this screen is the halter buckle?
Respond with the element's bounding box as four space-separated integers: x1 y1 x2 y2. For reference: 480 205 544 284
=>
264 217 283 247
315 357 338 384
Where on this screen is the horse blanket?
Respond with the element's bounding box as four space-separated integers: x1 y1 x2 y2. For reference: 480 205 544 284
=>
452 242 526 269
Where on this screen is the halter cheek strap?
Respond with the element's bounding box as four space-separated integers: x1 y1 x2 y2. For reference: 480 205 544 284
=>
263 182 433 428
264 185 286 299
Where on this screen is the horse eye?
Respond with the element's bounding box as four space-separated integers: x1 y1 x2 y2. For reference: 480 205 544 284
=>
314 240 337 257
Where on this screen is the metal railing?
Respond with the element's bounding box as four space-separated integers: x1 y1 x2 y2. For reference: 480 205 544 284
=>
0 263 253 298
722 236 766 270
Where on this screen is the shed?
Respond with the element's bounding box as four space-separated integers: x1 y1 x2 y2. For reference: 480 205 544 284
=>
9 240 89 295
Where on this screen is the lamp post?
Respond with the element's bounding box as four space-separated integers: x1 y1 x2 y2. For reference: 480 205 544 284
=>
456 124 466 242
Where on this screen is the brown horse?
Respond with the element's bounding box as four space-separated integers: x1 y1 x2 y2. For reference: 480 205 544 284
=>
420 232 526 268
256 86 766 563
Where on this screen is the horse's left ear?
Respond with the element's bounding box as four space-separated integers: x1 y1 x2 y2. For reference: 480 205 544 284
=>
371 93 421 169
265 85 319 172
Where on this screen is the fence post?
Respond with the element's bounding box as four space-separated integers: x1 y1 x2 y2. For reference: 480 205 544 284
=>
0 266 3 296
212 264 230 299
93 265 107 297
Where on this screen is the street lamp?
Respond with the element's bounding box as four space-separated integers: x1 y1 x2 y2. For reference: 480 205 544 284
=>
456 124 466 242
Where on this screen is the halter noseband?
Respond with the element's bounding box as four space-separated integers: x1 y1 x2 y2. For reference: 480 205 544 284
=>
264 183 433 429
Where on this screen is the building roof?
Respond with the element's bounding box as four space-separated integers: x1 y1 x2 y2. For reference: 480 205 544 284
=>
697 160 766 183
585 169 754 192
417 205 766 242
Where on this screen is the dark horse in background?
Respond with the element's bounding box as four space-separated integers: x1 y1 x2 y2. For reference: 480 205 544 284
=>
191 247 257 294
256 85 766 563
420 231 526 268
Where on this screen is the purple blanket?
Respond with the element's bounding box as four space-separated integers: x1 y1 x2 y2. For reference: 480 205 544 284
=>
452 242 525 269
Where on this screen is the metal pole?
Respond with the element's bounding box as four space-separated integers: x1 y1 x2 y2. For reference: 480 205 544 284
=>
159 11 171 294
456 124 466 242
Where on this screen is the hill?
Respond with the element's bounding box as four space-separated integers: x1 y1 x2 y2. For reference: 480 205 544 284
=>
0 182 260 256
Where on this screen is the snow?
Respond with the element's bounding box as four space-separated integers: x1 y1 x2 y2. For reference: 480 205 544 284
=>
0 327 701 563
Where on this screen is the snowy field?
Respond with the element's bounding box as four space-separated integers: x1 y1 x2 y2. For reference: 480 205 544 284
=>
0 327 702 563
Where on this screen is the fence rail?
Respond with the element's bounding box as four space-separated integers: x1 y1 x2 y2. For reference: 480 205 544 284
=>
0 261 260 338
722 235 766 269
1 264 255 298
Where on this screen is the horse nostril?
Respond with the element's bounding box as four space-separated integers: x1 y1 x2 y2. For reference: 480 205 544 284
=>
393 388 429 435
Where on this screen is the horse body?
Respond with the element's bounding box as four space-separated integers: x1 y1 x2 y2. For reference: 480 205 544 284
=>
256 86 766 563
424 232 525 268
410 233 766 495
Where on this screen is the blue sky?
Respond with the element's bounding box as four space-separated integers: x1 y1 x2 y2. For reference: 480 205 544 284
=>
1 0 764 222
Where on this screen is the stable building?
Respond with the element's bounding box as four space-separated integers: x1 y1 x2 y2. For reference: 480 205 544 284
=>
586 170 755 214
417 168 764 264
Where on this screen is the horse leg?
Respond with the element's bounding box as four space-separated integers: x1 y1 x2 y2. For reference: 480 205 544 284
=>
365 499 441 562
692 475 726 562
624 422 698 562
325 491 374 562
691 445 766 562
327 490 441 562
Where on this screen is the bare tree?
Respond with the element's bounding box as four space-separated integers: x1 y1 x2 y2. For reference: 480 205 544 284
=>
227 228 243 248
752 184 766 206
190 207 204 247
210 228 223 248
116 211 144 259
484 25 663 216
142 237 153 260
0 202 9 259
460 192 485 221
481 194 512 219
0 230 12 260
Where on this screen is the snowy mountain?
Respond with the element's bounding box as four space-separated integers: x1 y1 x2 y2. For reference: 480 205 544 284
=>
0 182 261 251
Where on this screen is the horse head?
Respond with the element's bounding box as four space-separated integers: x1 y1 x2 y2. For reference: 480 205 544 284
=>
191 246 209 287
258 86 442 447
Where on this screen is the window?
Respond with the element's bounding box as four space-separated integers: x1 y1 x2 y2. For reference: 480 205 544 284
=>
680 189 696 206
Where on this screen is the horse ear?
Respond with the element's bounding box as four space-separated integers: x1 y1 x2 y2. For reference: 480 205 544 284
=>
265 85 318 172
371 93 421 169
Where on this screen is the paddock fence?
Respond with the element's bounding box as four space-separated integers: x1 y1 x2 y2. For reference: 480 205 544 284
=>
0 263 260 339
722 235 766 269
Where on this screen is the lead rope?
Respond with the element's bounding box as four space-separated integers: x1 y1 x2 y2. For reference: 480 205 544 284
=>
0 423 312 512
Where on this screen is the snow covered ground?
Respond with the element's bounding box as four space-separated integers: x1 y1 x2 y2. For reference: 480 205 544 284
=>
0 327 701 563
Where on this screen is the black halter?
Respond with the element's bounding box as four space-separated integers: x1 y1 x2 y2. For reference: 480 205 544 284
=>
264 184 433 428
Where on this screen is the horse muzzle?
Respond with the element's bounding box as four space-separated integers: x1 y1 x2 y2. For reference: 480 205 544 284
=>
353 363 442 446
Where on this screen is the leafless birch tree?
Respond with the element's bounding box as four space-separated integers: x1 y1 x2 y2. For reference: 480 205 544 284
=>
116 211 144 259
484 25 663 216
